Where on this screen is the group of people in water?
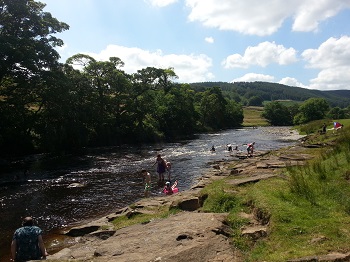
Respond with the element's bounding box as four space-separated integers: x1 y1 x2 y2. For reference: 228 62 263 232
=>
142 154 177 198
144 142 257 197
211 142 255 157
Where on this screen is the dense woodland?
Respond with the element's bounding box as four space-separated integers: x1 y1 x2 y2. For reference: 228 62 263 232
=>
1 0 350 158
190 82 350 108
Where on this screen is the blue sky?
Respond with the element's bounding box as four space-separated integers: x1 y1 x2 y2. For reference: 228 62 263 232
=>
40 0 350 90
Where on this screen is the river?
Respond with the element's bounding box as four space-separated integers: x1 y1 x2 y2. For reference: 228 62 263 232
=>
0 126 302 260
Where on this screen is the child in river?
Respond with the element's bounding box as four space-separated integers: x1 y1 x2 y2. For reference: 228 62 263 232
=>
141 169 151 197
162 180 178 195
166 161 172 182
163 181 173 194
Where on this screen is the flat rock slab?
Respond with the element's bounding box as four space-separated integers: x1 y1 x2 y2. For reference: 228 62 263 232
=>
48 212 241 262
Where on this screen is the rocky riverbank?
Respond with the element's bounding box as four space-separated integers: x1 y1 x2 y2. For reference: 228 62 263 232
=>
45 129 350 262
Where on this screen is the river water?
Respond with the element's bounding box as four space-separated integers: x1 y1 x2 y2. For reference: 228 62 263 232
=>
0 126 302 260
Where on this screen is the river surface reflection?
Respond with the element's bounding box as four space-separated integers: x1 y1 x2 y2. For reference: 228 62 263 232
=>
0 126 302 259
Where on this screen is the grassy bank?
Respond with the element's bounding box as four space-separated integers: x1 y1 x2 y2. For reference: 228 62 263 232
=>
242 106 269 127
200 124 350 261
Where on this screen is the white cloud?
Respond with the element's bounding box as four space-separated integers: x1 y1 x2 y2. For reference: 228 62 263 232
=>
302 36 350 69
86 44 214 83
185 0 350 36
308 66 350 90
146 0 178 7
279 77 307 88
302 36 350 90
292 0 349 32
223 41 298 68
231 73 275 82
205 37 214 43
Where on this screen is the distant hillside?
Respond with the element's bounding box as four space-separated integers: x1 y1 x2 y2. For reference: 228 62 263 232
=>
189 81 350 108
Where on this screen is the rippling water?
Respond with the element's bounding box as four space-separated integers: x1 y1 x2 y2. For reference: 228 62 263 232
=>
0 126 301 259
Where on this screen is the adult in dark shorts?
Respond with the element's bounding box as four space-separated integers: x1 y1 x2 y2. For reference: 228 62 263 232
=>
153 154 167 186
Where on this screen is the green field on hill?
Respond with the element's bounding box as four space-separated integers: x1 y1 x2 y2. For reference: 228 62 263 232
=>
242 106 269 127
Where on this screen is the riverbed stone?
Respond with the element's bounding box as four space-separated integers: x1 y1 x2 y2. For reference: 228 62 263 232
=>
49 212 239 262
65 225 100 237
241 226 268 240
171 197 201 211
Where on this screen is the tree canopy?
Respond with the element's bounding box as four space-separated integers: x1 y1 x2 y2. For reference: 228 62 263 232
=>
262 101 294 126
0 0 69 82
294 98 329 125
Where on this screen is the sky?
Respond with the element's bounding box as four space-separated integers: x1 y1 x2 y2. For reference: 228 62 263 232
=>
39 0 350 91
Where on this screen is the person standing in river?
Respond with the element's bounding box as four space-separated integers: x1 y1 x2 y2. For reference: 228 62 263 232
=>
153 154 167 186
11 216 48 261
247 142 255 157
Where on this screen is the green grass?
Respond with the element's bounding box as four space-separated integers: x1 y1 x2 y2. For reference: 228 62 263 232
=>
200 180 244 213
242 175 350 261
243 106 269 127
297 118 350 135
200 124 350 261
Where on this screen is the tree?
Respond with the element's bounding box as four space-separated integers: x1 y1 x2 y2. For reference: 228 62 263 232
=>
157 84 198 139
198 86 243 130
127 67 179 141
225 100 244 128
327 107 346 119
262 101 293 126
0 0 69 82
247 96 263 106
199 87 227 130
66 54 132 145
294 98 329 125
0 0 69 156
